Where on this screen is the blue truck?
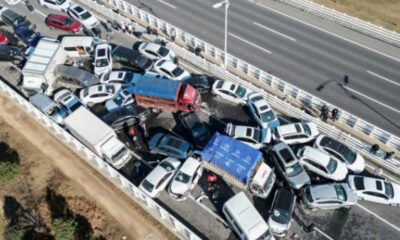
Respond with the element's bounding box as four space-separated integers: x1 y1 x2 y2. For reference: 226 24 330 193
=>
201 133 276 198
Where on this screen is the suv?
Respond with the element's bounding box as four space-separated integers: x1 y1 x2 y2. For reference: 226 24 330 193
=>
55 65 98 90
225 123 271 149
268 187 296 237
179 112 212 149
148 133 193 160
302 183 357 210
101 105 149 130
53 89 82 113
0 8 30 27
271 142 310 190
112 45 153 72
273 122 319 145
0 45 24 63
183 74 216 93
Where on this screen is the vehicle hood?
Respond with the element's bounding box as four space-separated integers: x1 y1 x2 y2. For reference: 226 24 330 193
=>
169 179 189 196
348 154 365 173
332 162 348 181
288 170 310 190
268 218 289 236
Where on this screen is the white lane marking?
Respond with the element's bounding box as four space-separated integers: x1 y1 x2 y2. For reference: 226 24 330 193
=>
356 204 400 233
35 9 47 18
314 227 334 240
229 32 272 54
250 1 400 64
158 0 176 9
253 21 296 42
343 86 400 114
367 71 400 87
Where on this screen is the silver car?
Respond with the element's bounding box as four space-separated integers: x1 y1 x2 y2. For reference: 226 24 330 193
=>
30 93 68 125
302 183 357 210
268 187 295 237
271 142 310 190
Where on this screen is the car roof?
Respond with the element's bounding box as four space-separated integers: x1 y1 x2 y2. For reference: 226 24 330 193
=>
252 98 270 112
48 14 67 22
354 176 385 193
233 125 254 138
179 157 201 175
145 159 172 184
158 60 176 70
220 80 236 91
277 123 302 136
309 184 339 200
106 71 126 81
302 147 330 166
274 188 294 211
71 4 85 13
86 84 113 94
141 42 160 52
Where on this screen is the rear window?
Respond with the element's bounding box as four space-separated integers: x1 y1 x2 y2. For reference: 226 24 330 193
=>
141 179 154 193
166 138 183 149
294 124 301 133
97 48 106 57
215 81 224 89
334 185 347 201
353 177 365 190
279 149 294 163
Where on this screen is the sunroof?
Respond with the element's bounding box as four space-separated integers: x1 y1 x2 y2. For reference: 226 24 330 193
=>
376 181 382 190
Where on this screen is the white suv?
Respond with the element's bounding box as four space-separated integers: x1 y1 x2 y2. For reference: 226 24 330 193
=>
225 123 271 149
94 44 112 76
298 146 348 181
39 0 71 11
274 122 319 145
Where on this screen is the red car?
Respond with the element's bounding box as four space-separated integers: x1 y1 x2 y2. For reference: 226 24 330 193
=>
0 33 9 45
45 14 81 33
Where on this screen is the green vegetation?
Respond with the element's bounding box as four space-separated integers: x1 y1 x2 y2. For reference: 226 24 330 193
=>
0 160 20 184
53 218 78 240
3 225 24 240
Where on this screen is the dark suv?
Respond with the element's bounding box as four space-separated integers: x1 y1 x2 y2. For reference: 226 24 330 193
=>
101 105 150 130
1 9 31 28
179 112 212 149
111 45 153 72
0 45 24 63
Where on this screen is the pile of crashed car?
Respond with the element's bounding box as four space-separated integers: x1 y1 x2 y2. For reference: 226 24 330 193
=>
1 1 400 240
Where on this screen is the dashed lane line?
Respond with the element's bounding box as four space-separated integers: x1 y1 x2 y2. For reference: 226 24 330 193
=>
356 204 400 233
253 21 296 42
229 32 272 54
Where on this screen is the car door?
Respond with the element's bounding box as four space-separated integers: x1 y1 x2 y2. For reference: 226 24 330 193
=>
303 159 325 177
219 89 236 102
361 191 388 203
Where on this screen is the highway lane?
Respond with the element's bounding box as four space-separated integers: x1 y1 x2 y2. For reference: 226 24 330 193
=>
130 0 400 136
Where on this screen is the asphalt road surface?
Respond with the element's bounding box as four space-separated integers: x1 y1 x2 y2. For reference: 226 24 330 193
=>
128 0 400 137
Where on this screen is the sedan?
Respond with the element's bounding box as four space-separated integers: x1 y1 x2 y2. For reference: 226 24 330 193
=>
101 105 150 130
153 59 190 80
183 74 216 93
79 84 121 106
348 175 400 206
0 45 24 63
247 92 280 129
211 79 252 105
14 26 41 46
133 41 177 62
0 32 9 45
268 187 295 237
148 133 193 160
45 14 81 33
225 123 271 149
100 71 134 84
179 112 212 149
67 4 98 29
274 122 319 145
139 157 181 198
302 183 357 210
314 135 365 173
105 88 134 112
39 0 71 11
53 89 82 113
168 153 203 201
93 44 112 76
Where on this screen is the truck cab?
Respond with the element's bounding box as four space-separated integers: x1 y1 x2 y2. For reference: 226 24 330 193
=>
101 137 131 169
249 162 276 198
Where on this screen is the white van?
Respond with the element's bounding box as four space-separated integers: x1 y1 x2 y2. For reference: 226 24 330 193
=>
223 192 275 240
61 36 95 58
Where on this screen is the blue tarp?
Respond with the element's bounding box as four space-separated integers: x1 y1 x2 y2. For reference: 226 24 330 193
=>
134 77 180 100
201 133 262 185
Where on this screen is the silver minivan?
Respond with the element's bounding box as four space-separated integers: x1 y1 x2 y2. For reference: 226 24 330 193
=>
55 65 98 90
30 93 68 125
223 192 275 240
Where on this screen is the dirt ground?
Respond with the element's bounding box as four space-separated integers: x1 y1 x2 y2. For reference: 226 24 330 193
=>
0 94 177 240
313 0 400 33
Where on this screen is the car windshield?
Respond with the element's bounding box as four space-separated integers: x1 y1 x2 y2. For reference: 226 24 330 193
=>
56 0 67 4
111 147 128 162
96 59 109 67
160 161 175 172
343 148 357 164
15 16 26 25
253 128 261 142
286 163 303 177
326 158 338 173
260 110 275 123
172 67 184 77
63 18 73 26
141 179 154 193
262 173 275 192
113 92 126 105
80 12 91 20
123 72 133 82
158 46 169 57
272 209 290 224
302 123 311 136
235 85 247 98
334 185 347 201
385 182 394 198
136 56 150 67
175 172 191 184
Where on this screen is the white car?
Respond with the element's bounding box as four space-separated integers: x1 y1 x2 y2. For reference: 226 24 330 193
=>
105 88 134 112
314 135 365 173
298 146 348 181
247 92 280 129
94 44 112 76
79 84 121 106
348 175 400 206
53 89 82 113
67 4 98 29
225 123 271 149
168 154 203 201
39 0 71 11
4 0 21 5
274 122 319 145
153 59 190 80
211 80 252 105
133 41 177 62
139 157 181 198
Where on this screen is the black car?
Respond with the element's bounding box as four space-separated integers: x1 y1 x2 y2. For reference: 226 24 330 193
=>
0 45 24 63
111 45 153 72
101 104 150 130
179 112 212 149
268 187 296 237
183 74 216 93
0 8 31 28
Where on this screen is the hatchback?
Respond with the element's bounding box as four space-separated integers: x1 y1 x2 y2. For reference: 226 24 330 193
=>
14 26 41 46
45 14 81 33
105 88 134 112
273 122 319 145
133 41 177 62
302 183 357 210
153 59 190 80
148 133 193 160
268 187 295 237
55 65 98 90
94 44 112 76
247 92 280 129
225 123 271 149
139 157 181 198
79 84 121 106
67 4 98 29
211 79 252 105
298 146 348 181
53 89 82 113
179 112 212 149
314 135 365 173
168 153 203 201
348 175 400 206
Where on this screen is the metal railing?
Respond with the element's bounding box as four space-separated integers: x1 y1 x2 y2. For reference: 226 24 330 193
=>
80 0 400 152
278 0 400 47
0 80 201 240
